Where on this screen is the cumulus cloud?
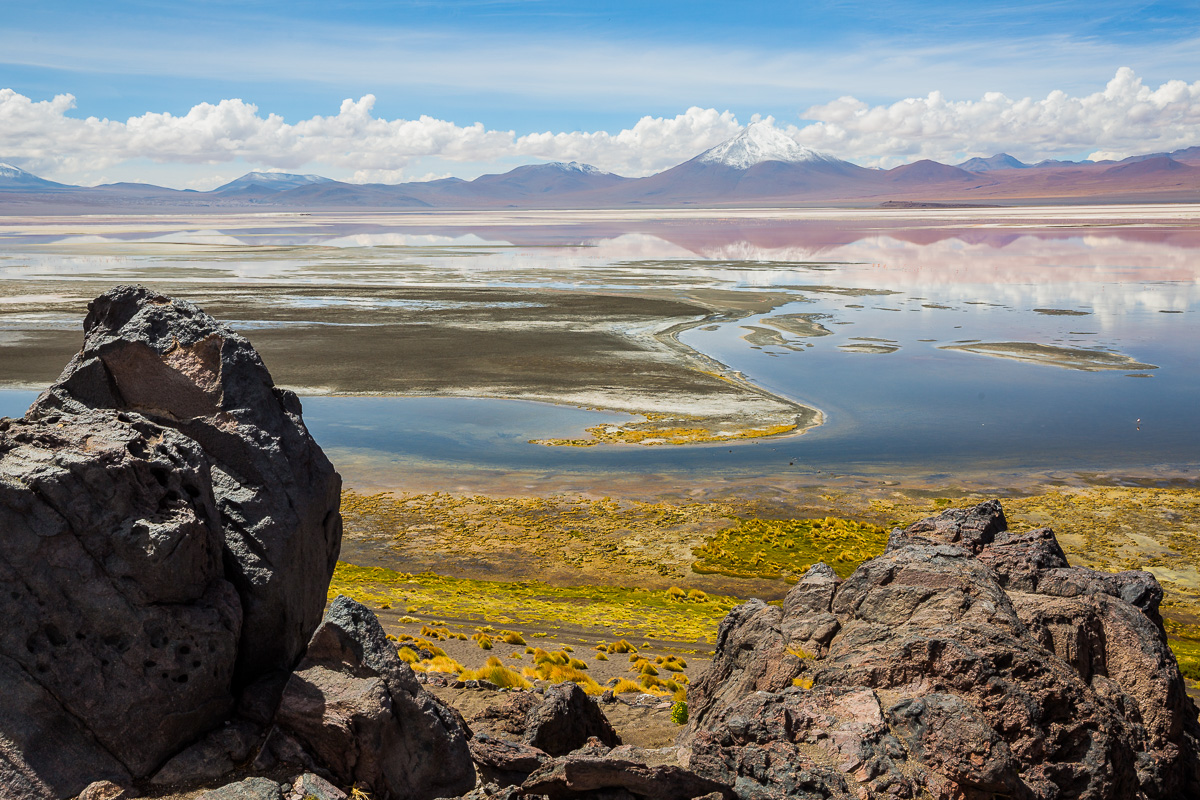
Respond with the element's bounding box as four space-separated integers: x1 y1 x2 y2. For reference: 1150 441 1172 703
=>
0 90 738 183
788 68 1200 166
3 69 1200 184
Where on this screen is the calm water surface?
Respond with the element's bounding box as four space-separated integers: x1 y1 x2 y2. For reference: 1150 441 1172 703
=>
1 209 1197 483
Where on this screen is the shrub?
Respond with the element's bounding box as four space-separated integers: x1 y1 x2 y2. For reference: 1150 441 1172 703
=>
568 658 589 671
608 639 636 654
638 663 659 676
793 676 814 690
611 678 643 694
396 647 418 663
667 586 687 601
461 656 532 689
670 700 688 725
472 632 494 650
686 589 707 602
412 655 464 674
414 639 447 658
595 652 609 661
528 662 603 694
500 630 527 646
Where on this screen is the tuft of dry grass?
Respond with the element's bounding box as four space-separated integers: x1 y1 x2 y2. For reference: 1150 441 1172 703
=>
462 656 533 689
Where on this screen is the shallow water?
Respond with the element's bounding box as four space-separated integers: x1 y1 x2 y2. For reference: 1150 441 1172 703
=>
1 209 1197 485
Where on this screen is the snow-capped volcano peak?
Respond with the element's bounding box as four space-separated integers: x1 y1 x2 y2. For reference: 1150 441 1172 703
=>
545 161 612 176
697 123 837 169
0 163 31 177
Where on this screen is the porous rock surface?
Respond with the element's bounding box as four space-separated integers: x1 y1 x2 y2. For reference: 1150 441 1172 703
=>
0 286 341 798
681 500 1200 800
29 284 343 684
269 595 476 800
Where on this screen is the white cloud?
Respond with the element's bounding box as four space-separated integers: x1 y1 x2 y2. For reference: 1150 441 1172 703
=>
788 68 1200 166
0 89 738 183
3 69 1200 185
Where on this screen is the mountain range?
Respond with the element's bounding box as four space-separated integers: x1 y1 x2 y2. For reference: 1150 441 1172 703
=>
3 124 1199 212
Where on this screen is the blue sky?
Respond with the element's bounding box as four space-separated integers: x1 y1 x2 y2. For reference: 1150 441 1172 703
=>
3 1 1200 187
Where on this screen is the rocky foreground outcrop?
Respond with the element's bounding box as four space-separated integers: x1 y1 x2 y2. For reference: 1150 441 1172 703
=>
0 287 343 797
681 501 1200 800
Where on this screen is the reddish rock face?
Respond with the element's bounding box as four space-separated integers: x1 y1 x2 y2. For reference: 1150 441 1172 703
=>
683 501 1200 800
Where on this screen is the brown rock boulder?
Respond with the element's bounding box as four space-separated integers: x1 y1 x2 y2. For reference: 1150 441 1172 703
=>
522 751 733 800
682 501 1200 800
468 683 621 757
272 596 475 800
525 683 622 756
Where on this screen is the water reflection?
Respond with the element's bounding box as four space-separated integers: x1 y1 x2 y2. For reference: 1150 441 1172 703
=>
0 209 1197 479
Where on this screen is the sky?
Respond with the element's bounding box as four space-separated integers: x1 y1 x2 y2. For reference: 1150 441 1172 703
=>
3 0 1200 188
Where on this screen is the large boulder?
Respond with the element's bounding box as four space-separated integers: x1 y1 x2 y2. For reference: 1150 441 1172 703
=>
0 286 342 798
682 501 1200 800
271 596 476 800
0 412 241 794
28 284 343 685
469 682 621 757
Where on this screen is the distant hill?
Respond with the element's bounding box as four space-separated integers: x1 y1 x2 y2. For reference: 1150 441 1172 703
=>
213 172 332 194
887 160 979 184
957 153 1029 172
2 129 1199 211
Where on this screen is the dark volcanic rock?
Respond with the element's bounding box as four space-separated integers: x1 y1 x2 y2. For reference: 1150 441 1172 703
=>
682 501 1200 800
272 596 476 800
470 734 551 787
0 412 241 793
469 682 621 757
29 284 343 684
525 682 622 756
522 750 732 800
0 286 341 799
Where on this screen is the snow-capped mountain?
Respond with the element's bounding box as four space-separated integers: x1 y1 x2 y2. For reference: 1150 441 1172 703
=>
544 161 614 176
696 123 842 169
601 122 876 203
0 163 72 190
213 172 333 193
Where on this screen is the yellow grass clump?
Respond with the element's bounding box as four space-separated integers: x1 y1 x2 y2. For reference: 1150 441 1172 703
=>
500 630 527 645
412 655 465 674
462 657 533 689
